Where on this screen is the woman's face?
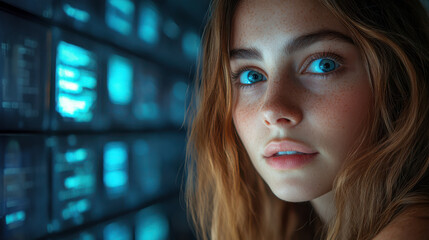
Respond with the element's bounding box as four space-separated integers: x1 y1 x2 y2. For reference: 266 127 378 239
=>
230 0 372 202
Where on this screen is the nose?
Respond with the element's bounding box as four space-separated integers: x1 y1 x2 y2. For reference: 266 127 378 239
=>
260 80 303 128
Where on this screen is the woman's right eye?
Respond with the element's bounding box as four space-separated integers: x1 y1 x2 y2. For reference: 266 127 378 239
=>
238 70 267 85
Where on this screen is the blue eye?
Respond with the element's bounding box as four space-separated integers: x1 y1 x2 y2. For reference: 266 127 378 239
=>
239 70 266 85
307 58 339 74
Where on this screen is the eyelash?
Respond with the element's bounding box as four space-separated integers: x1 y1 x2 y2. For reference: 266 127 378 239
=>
230 51 344 89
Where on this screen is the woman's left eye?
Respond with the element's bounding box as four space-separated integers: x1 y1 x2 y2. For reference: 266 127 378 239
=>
305 58 340 74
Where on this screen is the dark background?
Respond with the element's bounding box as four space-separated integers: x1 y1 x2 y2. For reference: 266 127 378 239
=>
0 0 209 239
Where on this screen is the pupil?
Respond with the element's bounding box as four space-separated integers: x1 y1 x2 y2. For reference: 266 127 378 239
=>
320 59 334 72
249 72 260 81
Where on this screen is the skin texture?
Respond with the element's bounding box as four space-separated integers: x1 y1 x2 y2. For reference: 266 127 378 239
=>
230 0 372 220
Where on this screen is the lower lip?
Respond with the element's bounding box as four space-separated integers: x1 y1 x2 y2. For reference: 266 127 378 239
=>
265 153 318 170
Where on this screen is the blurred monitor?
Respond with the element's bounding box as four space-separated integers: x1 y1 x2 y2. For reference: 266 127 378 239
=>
103 141 129 198
138 1 161 46
50 135 99 232
105 0 135 36
55 41 98 123
0 12 49 131
103 220 132 240
167 78 189 127
132 63 165 129
132 138 163 199
1 136 48 240
105 53 137 129
136 205 169 240
181 30 200 61
51 34 109 131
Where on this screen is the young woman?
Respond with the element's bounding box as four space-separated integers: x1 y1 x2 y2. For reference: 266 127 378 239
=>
186 0 429 239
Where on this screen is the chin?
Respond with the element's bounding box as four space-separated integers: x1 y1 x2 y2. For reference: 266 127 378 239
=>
269 184 330 202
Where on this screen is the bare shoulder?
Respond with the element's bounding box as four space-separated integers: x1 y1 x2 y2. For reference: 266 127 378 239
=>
373 205 429 240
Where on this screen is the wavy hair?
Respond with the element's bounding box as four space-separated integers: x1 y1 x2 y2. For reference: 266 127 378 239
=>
185 0 429 239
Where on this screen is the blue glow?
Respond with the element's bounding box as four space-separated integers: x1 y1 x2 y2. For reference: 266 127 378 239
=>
172 81 187 101
104 171 127 188
80 233 95 240
108 55 133 105
61 199 91 220
182 31 200 59
57 42 93 67
134 102 160 120
106 0 135 35
136 207 169 240
63 4 90 23
170 81 188 125
64 175 95 189
163 19 180 39
138 3 160 44
104 222 132 240
65 148 88 163
56 41 97 122
104 142 128 195
5 211 26 225
133 140 161 195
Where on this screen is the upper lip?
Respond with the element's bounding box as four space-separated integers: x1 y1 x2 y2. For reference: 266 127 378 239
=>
263 138 318 157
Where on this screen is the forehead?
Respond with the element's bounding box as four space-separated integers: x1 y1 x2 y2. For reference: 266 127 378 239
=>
231 0 349 48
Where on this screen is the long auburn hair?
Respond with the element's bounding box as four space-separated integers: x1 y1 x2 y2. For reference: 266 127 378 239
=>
185 0 429 239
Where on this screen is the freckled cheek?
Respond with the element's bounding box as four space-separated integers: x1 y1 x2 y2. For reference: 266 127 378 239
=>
232 100 261 145
315 87 371 147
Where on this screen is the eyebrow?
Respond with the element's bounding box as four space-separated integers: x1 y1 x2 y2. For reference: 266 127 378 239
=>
229 30 354 61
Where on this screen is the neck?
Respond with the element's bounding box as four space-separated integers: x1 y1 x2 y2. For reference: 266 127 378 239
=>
310 191 335 224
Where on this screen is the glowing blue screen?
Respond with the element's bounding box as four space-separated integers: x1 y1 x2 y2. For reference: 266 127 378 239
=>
104 222 132 240
108 55 133 105
103 142 129 197
62 3 90 23
182 31 200 59
136 206 169 240
133 75 160 121
138 3 160 45
133 139 161 195
169 81 188 125
106 0 135 35
56 41 97 122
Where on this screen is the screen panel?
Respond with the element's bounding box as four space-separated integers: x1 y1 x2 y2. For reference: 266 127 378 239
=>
1 136 48 240
49 135 101 233
105 0 135 36
0 12 49 131
132 61 166 129
51 28 109 131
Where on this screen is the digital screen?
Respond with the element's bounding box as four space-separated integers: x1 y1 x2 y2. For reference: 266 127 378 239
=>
132 138 162 198
55 41 98 123
1 136 48 240
182 30 200 60
105 0 135 36
168 79 189 127
136 205 169 240
162 18 181 40
103 141 129 198
138 2 161 45
106 53 138 129
103 221 132 240
60 2 91 23
0 12 48 131
133 64 164 128
50 135 99 232
108 55 133 106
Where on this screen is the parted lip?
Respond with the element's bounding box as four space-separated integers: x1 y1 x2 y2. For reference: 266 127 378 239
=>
263 138 318 158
